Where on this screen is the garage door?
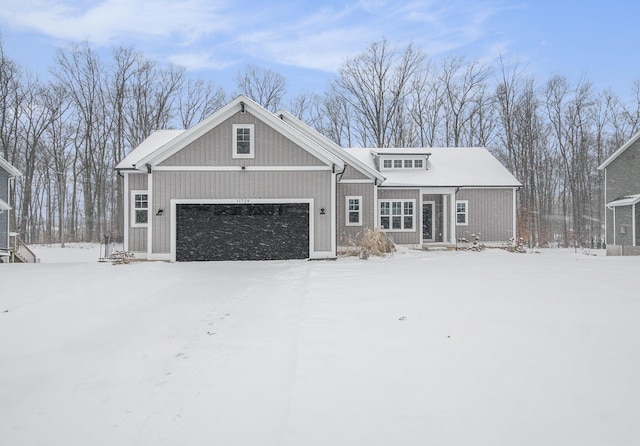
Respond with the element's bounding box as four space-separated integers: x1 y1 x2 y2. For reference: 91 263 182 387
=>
175 203 310 261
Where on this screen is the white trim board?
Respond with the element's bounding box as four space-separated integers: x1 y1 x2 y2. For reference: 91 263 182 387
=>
153 165 331 172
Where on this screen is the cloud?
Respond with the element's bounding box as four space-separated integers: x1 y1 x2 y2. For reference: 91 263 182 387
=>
167 51 236 71
0 0 514 76
0 0 231 44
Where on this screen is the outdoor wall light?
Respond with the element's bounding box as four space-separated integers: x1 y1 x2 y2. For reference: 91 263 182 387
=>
156 209 164 216
240 101 245 114
320 208 326 215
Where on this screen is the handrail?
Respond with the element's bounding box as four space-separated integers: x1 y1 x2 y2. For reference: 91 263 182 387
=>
9 233 37 263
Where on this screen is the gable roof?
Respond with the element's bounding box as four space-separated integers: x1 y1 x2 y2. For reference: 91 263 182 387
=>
606 194 640 208
115 130 186 170
275 110 385 183
598 130 640 170
347 147 521 188
124 95 344 172
0 156 21 177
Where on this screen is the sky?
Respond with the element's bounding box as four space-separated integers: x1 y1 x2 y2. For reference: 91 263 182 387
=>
0 0 638 99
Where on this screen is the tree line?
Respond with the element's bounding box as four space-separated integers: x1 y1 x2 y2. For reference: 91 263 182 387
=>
1 36 638 248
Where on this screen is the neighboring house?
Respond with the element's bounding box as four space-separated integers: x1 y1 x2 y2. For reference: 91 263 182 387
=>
116 95 521 261
0 156 21 262
598 130 640 255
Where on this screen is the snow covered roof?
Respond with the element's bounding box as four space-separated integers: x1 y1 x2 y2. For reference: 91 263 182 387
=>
606 194 640 207
276 110 385 183
0 156 21 177
598 129 640 170
115 130 186 170
346 147 521 187
0 198 11 211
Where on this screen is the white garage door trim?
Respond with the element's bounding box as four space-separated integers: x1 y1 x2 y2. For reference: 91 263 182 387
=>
170 198 315 262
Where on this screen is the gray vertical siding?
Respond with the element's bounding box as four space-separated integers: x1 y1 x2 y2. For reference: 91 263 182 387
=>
337 182 375 244
455 188 514 243
612 206 634 246
377 189 421 245
152 170 333 254
605 140 640 245
340 165 371 180
0 169 9 250
159 111 324 167
128 173 148 253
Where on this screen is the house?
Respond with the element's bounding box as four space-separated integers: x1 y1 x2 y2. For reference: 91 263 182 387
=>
0 156 21 263
116 95 521 261
598 130 640 255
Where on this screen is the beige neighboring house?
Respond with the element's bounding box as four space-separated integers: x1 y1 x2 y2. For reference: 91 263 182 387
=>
116 95 521 261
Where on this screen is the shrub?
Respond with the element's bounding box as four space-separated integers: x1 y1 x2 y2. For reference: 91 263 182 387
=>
347 228 396 259
109 250 135 265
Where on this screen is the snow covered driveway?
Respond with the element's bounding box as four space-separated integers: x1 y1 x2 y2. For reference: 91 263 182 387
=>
1 248 639 445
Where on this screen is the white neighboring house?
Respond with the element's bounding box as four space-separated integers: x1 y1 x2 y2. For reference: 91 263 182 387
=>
116 95 521 261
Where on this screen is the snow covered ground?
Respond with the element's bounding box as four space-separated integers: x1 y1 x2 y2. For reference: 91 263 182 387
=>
1 246 639 446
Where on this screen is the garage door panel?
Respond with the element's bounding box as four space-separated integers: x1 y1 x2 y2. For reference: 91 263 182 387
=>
176 203 309 261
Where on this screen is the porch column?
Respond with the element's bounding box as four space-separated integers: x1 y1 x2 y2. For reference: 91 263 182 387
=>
449 190 456 244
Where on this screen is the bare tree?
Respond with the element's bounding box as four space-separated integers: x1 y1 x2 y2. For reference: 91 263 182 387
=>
331 38 425 147
409 59 445 147
177 78 226 129
236 65 286 112
438 56 493 147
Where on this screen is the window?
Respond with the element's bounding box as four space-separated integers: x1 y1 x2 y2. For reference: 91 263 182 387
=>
383 159 392 169
346 196 362 226
393 159 403 168
233 124 254 158
132 191 148 227
414 159 423 168
456 200 468 225
404 159 413 168
379 200 414 231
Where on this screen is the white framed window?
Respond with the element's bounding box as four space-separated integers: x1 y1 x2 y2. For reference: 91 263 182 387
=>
131 190 149 227
346 196 363 226
414 159 423 168
233 124 254 158
393 159 403 168
383 159 392 169
456 200 468 225
379 200 415 231
404 159 413 168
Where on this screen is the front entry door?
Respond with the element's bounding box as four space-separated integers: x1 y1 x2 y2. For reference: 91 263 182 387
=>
422 201 435 242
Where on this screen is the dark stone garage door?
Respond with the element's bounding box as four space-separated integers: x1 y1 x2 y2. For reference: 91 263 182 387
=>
176 203 310 261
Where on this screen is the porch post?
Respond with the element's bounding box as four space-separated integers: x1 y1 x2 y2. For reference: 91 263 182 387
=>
450 190 456 244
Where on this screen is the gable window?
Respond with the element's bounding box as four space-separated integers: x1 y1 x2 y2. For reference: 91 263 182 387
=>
379 200 414 231
346 196 363 226
233 124 254 158
456 200 468 225
132 191 148 227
